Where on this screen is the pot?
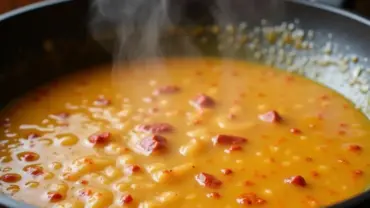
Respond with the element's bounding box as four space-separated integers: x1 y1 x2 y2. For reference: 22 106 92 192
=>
0 0 369 207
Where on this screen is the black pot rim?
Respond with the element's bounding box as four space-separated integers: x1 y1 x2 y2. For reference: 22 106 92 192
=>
0 0 71 22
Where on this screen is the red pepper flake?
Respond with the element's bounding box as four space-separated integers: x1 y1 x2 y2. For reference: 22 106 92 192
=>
83 158 94 165
319 95 330 100
353 170 364 177
285 75 295 82
78 189 93 197
227 113 236 120
148 107 159 114
244 180 255 186
27 133 40 139
305 157 313 162
347 144 362 153
163 169 173 174
195 172 222 189
88 132 111 146
284 175 307 187
258 111 282 123
135 123 173 134
19 152 39 162
339 123 348 128
311 171 319 178
190 94 215 109
212 135 247 146
0 173 21 183
290 128 302 135
80 180 89 185
275 138 286 145
153 85 180 95
236 193 266 205
337 159 349 165
139 135 167 155
47 192 63 203
221 168 233 175
253 172 267 179
224 145 243 154
93 97 111 106
125 165 141 175
120 194 133 205
207 192 221 199
338 129 347 135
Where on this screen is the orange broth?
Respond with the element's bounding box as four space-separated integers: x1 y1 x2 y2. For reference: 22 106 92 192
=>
0 58 370 208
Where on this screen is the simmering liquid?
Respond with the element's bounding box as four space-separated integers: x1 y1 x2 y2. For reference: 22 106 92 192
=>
0 58 370 208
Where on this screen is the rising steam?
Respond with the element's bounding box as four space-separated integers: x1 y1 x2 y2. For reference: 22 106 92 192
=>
90 0 174 63
89 0 241 64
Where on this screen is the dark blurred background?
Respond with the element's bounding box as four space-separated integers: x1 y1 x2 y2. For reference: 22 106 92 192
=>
1 0 370 17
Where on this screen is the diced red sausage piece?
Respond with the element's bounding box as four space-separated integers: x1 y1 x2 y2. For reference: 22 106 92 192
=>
221 168 233 175
195 172 222 189
207 192 221 199
153 85 180 95
47 192 63 203
120 194 133 205
88 132 111 146
236 193 266 205
125 165 141 175
135 123 173 134
224 145 243 154
284 175 307 187
0 173 21 183
94 97 111 106
190 94 215 109
212 135 247 146
19 152 39 162
139 135 167 155
258 111 282 123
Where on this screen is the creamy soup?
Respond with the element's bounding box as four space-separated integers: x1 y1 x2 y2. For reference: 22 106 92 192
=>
0 58 370 208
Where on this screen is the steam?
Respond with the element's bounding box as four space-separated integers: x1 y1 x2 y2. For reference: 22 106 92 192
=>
89 0 241 64
90 0 173 62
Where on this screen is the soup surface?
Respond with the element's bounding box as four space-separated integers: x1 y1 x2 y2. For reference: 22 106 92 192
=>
1 58 370 208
